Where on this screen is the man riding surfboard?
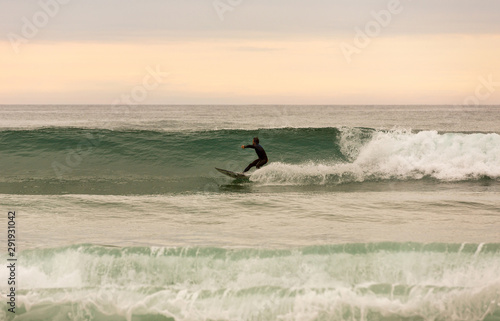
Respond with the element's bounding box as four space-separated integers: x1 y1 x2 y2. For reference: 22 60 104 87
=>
241 137 268 172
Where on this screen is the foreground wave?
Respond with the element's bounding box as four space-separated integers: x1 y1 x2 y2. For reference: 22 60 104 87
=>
1 127 499 194
1 243 499 321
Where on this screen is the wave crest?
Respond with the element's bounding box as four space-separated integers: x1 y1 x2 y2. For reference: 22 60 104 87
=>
251 130 500 184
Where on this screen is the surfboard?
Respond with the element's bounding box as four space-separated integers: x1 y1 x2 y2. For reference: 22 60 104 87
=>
215 168 249 179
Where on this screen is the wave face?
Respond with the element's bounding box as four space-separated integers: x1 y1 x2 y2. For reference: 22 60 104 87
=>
1 127 499 194
1 243 499 321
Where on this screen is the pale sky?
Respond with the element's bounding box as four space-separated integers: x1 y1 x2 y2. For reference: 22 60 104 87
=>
1 0 500 104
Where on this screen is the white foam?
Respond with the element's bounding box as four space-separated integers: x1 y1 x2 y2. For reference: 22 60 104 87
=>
251 130 500 185
4 247 500 321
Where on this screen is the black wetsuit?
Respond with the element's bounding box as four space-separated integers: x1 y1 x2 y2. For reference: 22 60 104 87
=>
243 144 268 172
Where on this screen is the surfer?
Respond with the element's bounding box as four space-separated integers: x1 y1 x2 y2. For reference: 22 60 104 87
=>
241 137 268 172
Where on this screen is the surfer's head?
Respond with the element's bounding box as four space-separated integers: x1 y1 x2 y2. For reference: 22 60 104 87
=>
253 137 259 145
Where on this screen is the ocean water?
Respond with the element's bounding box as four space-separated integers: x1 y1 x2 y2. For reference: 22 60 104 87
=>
0 105 499 321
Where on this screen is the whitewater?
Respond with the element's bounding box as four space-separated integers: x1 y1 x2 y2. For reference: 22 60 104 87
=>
0 105 499 321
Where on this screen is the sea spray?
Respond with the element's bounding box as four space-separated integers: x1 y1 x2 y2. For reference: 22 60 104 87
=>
251 129 500 185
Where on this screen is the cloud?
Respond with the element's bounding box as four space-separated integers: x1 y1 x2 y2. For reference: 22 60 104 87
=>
1 0 500 44
232 46 284 52
2 1 499 105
